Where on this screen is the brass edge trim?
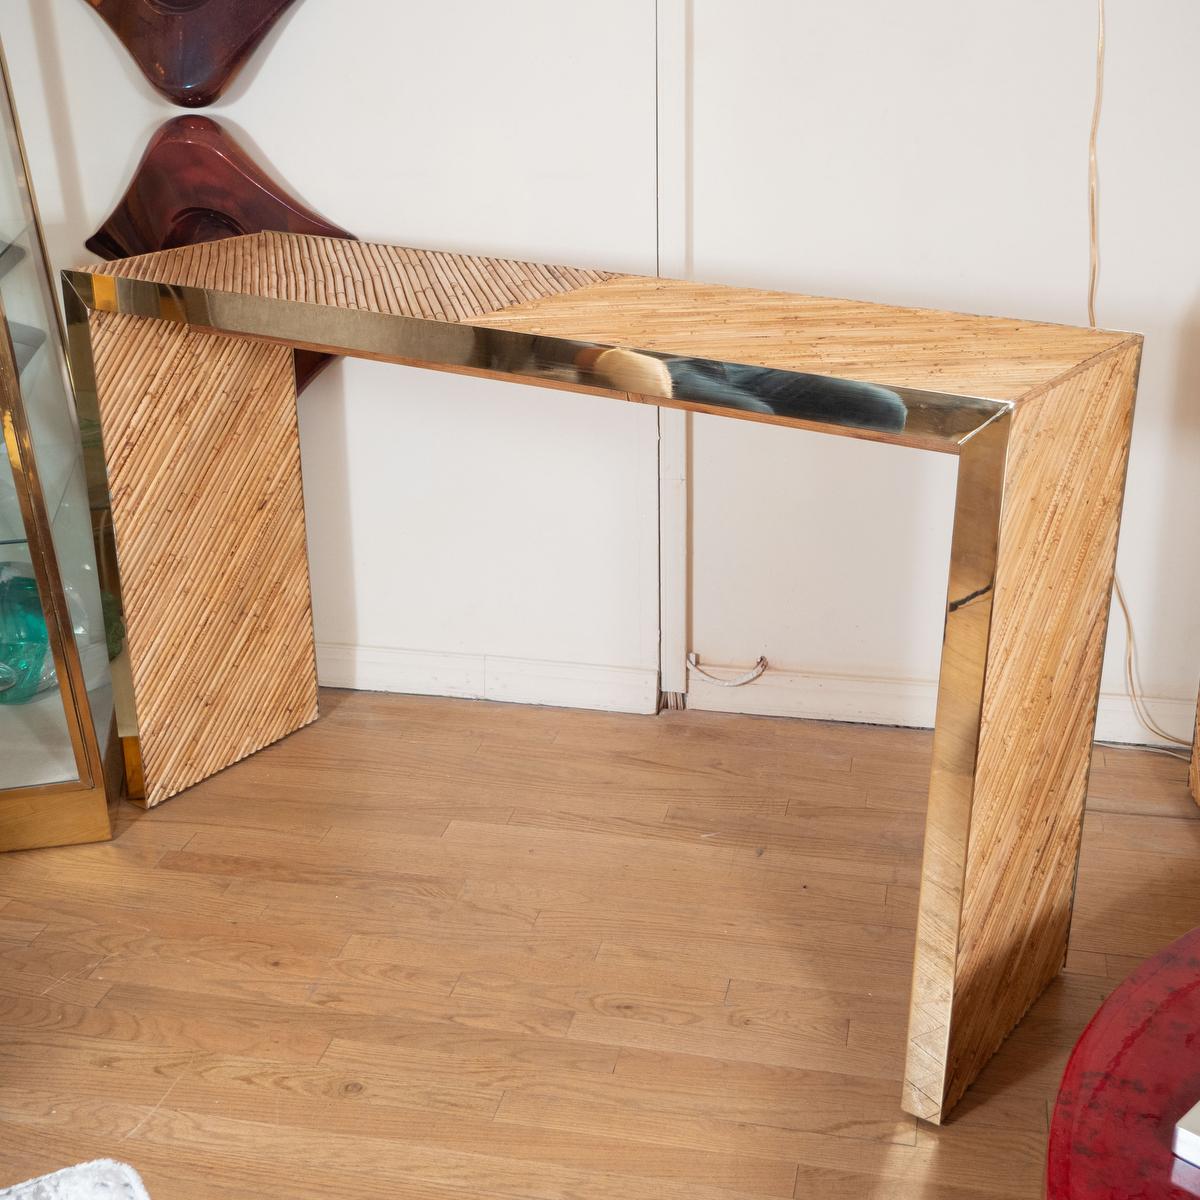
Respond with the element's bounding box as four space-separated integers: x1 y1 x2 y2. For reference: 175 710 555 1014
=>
63 276 138 760
953 402 1015 448
901 408 1013 1123
62 270 1008 455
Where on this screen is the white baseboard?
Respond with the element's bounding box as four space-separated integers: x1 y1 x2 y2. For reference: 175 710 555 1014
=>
316 645 1193 748
686 663 1194 749
315 643 660 715
687 665 938 727
1093 692 1195 749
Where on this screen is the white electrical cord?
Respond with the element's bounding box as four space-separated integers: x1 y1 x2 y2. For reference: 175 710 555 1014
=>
686 653 768 687
1087 0 1190 758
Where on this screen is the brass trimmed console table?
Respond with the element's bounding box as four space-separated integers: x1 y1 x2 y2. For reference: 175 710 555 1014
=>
62 232 1141 1123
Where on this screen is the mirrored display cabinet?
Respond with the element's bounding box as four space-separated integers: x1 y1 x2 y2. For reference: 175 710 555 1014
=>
0 44 115 851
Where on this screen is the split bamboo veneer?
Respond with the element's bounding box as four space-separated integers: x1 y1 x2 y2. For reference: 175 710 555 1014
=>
62 231 1142 1123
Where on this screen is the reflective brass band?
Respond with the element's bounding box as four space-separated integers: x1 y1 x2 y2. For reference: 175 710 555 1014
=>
63 270 1011 455
904 411 1011 1117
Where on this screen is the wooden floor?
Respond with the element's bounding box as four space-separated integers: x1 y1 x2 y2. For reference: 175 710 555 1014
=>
2 689 1198 1199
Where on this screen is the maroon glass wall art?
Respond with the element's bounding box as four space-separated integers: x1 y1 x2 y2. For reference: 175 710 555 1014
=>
84 0 303 108
86 115 355 390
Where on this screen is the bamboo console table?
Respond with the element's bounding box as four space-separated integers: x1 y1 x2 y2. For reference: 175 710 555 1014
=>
63 232 1141 1123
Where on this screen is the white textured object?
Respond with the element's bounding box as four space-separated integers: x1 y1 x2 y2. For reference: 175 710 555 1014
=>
1175 1099 1200 1167
0 1162 150 1200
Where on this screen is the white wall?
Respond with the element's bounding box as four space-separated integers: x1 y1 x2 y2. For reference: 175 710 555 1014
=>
676 0 1200 743
5 0 1196 741
3 0 663 714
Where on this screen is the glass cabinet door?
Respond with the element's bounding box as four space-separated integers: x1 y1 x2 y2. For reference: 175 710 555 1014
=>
0 50 114 806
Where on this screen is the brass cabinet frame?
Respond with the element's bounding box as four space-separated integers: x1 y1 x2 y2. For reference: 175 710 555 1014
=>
0 43 113 852
0 291 113 849
61 235 1140 1122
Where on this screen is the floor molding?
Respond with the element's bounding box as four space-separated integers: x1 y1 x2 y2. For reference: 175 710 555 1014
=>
685 663 1193 749
316 643 660 715
318 645 1192 748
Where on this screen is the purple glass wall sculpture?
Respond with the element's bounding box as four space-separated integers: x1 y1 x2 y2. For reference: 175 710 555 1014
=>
87 115 355 390
84 0 302 108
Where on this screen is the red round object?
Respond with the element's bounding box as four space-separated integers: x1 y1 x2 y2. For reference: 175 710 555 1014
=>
1048 927 1200 1198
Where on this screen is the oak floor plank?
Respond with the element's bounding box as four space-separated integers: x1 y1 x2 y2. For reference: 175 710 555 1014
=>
163 1075 803 1198
338 931 605 984
0 989 332 1063
594 937 917 999
0 970 112 1009
567 1011 896 1080
1083 810 1200 856
0 915 45 943
453 963 732 1007
511 1048 912 1142
8 896 347 960
492 1086 1047 1195
0 1121 506 1200
1098 743 1191 780
1085 763 1197 819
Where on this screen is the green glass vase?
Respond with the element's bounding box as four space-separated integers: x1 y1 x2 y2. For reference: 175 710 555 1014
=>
0 559 98 706
0 565 53 704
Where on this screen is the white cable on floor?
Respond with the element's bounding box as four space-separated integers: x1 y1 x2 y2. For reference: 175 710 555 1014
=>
1096 739 1190 762
1086 0 1189 757
686 653 768 687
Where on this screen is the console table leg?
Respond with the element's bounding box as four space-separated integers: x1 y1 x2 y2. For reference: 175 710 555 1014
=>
903 342 1141 1122
73 310 320 807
